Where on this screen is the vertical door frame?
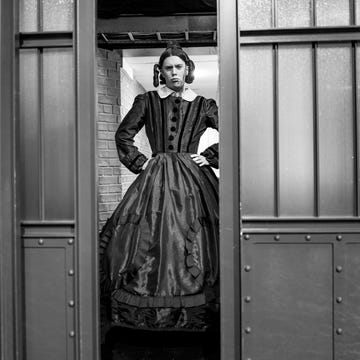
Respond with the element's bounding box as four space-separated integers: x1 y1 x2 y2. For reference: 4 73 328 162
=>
218 0 242 359
75 0 100 359
0 0 23 359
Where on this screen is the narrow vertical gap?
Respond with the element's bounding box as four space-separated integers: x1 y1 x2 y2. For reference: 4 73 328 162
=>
39 48 45 220
272 0 277 28
312 43 319 217
350 0 356 26
38 0 43 32
352 43 359 216
311 0 317 27
273 44 280 217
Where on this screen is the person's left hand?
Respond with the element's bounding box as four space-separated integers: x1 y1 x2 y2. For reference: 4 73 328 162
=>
190 154 209 167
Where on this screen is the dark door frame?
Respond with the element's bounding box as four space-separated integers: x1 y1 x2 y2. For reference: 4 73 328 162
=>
0 1 22 359
75 0 99 359
218 0 241 359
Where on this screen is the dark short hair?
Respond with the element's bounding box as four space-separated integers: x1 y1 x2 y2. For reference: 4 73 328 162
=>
153 44 195 87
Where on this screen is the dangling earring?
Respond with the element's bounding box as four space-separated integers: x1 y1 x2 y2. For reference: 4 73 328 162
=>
153 64 160 87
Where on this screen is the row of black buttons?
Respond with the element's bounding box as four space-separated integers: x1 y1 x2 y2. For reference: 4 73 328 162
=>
168 102 180 150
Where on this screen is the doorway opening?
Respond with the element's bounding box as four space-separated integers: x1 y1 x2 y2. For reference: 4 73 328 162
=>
96 3 220 358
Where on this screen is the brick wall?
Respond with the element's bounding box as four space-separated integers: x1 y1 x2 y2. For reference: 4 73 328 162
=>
97 48 151 230
119 67 152 195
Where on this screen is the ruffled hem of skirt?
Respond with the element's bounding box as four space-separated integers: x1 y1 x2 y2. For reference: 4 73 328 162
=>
111 288 218 308
110 300 220 332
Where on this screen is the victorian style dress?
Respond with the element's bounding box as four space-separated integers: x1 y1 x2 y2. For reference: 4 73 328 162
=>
99 86 219 344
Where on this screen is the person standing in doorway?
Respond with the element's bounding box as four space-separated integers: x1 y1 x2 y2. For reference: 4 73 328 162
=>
99 43 219 360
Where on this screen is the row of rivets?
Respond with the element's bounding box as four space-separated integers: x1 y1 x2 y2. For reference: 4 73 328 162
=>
67 238 75 338
244 326 344 337
335 223 343 338
38 239 75 245
35 238 76 339
243 234 345 242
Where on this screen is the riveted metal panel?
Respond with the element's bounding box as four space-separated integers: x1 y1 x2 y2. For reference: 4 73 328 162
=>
242 232 360 360
242 234 333 360
23 237 75 360
336 237 360 359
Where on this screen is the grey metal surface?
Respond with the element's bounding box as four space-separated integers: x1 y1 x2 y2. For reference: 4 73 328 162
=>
338 241 360 358
19 49 41 220
23 239 75 360
242 235 333 359
42 48 75 220
19 32 73 48
240 46 275 216
241 232 360 360
318 44 355 216
278 45 314 216
241 42 359 218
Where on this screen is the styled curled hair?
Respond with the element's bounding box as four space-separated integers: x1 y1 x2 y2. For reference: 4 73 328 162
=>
153 43 195 87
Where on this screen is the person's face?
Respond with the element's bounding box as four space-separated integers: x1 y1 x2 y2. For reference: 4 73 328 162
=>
160 56 188 92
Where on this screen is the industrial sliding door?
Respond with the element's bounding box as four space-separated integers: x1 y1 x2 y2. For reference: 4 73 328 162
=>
239 1 360 359
16 0 97 359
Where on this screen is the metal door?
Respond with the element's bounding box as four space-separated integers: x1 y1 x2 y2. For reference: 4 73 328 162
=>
236 1 360 359
4 1 98 360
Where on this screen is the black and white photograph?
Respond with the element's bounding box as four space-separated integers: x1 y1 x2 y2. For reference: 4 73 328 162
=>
1 0 360 359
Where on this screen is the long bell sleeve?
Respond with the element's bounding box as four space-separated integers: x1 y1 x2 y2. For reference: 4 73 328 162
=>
115 93 148 174
200 98 219 169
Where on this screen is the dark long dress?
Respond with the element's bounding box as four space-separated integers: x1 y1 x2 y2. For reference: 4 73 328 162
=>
100 89 219 342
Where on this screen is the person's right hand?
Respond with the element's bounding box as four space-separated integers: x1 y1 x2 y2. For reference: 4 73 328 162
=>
142 158 151 170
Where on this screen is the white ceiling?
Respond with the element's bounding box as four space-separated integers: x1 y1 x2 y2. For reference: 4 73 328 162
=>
122 47 219 101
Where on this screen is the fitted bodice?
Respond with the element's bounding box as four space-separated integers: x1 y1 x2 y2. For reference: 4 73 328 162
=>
143 92 218 155
115 90 218 174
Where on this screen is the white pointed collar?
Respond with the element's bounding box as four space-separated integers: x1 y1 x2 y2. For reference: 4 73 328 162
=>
157 86 197 102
